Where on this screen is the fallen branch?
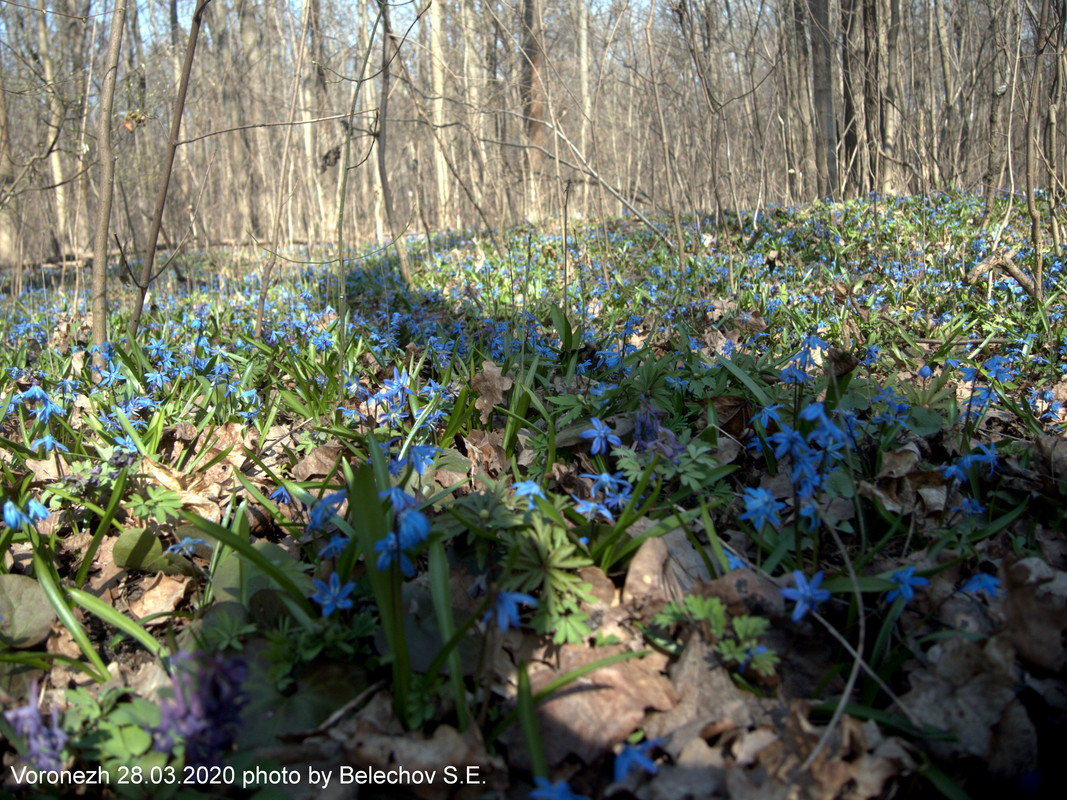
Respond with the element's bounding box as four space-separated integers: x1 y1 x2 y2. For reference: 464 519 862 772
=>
963 248 1041 304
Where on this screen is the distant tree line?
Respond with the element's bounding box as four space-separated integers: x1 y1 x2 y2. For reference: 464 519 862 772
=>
0 0 1063 268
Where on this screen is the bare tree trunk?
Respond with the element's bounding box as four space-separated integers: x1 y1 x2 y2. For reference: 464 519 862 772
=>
984 0 1008 200
0 71 18 269
881 0 903 194
253 0 312 339
809 0 837 197
521 0 547 220
841 0 863 195
790 0 816 199
863 0 880 191
1026 0 1050 304
575 0 591 211
376 0 412 284
429 0 449 228
37 0 69 259
128 0 213 339
92 0 126 368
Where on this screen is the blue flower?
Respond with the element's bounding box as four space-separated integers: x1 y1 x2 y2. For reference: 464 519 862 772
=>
780 570 831 621
396 507 430 549
571 496 614 522
780 362 811 385
512 480 546 510
885 566 929 604
725 551 746 571
484 591 538 632
311 572 356 616
580 417 621 455
530 778 589 800
374 532 415 576
318 535 348 560
307 491 346 532
269 485 292 505
960 573 999 598
3 500 30 530
614 738 661 782
738 487 785 530
379 486 418 513
405 444 440 476
25 500 49 524
166 537 211 558
754 403 783 429
30 434 67 453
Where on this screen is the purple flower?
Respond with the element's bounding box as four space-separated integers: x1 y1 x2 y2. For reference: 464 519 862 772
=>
154 651 246 768
780 570 831 621
3 680 67 771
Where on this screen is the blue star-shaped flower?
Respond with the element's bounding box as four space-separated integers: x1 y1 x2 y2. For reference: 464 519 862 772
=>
484 591 538 633
311 572 355 617
780 570 831 621
614 738 661 782
886 566 929 604
580 417 621 455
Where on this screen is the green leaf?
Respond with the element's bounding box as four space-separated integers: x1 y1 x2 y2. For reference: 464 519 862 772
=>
0 574 57 648
905 406 944 436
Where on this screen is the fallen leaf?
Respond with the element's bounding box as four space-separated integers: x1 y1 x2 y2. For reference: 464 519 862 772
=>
899 634 1037 777
509 648 676 770
471 360 513 424
292 443 342 481
129 573 190 623
1000 557 1067 671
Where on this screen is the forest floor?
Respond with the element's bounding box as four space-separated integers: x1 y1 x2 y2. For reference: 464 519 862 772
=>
0 191 1065 800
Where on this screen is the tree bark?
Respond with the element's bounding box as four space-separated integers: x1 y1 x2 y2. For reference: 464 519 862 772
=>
92 0 126 370
376 0 412 284
128 0 213 339
521 0 547 220
809 0 837 197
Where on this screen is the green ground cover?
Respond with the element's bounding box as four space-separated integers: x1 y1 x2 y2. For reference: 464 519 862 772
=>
1 191 1064 799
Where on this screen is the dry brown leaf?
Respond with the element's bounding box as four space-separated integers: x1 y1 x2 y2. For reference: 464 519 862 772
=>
461 430 505 477
899 634 1037 777
512 648 676 770
877 441 921 479
129 572 190 623
346 695 506 799
26 455 63 483
710 395 752 439
644 633 765 740
471 360 513 424
292 443 342 481
1001 557 1067 671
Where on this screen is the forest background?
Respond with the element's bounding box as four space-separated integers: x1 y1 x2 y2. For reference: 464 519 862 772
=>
0 0 1059 270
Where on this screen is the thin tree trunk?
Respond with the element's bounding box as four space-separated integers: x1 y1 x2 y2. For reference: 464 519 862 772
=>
376 0 412 284
128 0 212 339
92 0 126 370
